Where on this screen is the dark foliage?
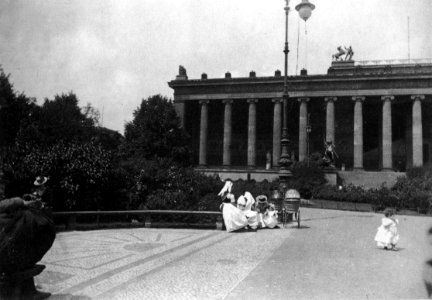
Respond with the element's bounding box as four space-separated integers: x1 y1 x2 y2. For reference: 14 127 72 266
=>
0 69 36 148
123 94 192 165
290 161 326 199
131 159 221 211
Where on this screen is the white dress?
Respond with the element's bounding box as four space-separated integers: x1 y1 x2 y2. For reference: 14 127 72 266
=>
239 193 258 229
221 203 248 232
374 217 399 247
263 210 279 229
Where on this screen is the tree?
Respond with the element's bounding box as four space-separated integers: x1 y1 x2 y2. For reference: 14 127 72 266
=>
17 92 97 147
21 141 113 210
0 68 36 148
123 94 191 165
91 127 124 153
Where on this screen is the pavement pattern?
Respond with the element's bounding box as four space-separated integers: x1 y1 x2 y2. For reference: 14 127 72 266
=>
35 208 432 299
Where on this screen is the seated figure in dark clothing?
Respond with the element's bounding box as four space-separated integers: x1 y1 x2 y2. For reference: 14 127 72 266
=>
0 176 56 299
0 176 56 273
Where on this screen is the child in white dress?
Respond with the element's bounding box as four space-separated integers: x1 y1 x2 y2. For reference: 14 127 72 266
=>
255 195 270 228
262 203 279 229
374 208 399 250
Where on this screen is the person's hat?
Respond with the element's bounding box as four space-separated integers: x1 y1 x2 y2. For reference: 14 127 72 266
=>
383 207 395 217
227 193 236 203
256 195 268 203
34 176 48 186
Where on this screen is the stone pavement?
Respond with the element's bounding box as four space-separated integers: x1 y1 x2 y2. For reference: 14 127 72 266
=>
35 208 431 299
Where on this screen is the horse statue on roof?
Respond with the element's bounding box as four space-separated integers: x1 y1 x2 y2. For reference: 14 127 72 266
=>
332 46 346 61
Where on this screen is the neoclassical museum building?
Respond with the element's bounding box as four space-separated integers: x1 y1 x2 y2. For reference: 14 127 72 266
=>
169 59 432 184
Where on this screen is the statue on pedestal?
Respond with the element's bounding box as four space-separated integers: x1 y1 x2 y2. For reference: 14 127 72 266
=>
332 46 354 61
322 140 338 168
344 46 354 61
332 46 346 61
179 65 187 76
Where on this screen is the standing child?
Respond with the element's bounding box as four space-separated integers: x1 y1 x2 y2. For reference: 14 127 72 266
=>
255 195 270 228
374 208 399 250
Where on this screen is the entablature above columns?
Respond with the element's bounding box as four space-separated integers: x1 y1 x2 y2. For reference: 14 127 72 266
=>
173 88 432 102
170 73 432 99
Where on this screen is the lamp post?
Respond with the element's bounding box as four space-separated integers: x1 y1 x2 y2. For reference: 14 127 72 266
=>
278 0 293 191
278 0 315 190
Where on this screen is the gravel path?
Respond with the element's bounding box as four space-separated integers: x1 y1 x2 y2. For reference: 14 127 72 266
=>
36 208 431 299
226 208 431 299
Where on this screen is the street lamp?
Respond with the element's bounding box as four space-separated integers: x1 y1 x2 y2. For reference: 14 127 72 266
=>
278 0 315 190
295 0 315 22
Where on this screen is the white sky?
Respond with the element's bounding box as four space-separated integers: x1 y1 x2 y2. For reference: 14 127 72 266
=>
1 0 431 133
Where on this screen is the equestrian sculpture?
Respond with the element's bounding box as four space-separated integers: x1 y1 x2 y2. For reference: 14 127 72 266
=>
332 46 354 61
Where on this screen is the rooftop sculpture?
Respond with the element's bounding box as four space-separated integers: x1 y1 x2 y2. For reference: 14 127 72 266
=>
332 46 354 61
179 65 187 76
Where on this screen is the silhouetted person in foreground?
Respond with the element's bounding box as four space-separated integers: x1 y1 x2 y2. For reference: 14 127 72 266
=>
0 176 56 299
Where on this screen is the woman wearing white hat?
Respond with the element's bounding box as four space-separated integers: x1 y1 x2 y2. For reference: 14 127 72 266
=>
237 192 258 231
219 192 249 232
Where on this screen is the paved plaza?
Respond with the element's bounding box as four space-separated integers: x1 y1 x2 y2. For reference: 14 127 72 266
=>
35 208 431 299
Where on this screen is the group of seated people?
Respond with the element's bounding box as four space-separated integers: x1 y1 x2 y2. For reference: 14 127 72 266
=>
218 180 279 232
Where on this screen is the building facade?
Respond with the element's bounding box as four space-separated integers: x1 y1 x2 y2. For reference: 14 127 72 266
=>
169 60 432 176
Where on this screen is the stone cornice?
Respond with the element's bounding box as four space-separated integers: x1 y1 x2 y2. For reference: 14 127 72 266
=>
173 88 432 101
169 74 432 99
168 72 432 87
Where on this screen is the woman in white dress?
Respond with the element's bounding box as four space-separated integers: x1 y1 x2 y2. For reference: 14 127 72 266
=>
237 193 258 231
219 193 249 232
218 180 249 232
374 208 399 250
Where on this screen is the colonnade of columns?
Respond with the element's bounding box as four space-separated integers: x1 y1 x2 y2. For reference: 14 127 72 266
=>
196 94 426 169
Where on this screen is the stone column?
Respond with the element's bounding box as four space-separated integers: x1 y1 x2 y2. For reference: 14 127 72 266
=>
247 99 258 168
381 96 394 170
405 113 413 169
325 97 337 144
272 98 282 167
198 100 209 166
411 95 425 167
352 97 365 170
222 99 233 167
298 98 309 162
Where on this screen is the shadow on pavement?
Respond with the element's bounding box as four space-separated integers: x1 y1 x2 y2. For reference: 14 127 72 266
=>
303 214 374 222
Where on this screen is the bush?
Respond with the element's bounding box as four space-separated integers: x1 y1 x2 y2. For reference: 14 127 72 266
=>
132 160 221 211
230 179 275 200
290 161 326 199
3 141 113 211
311 166 432 214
